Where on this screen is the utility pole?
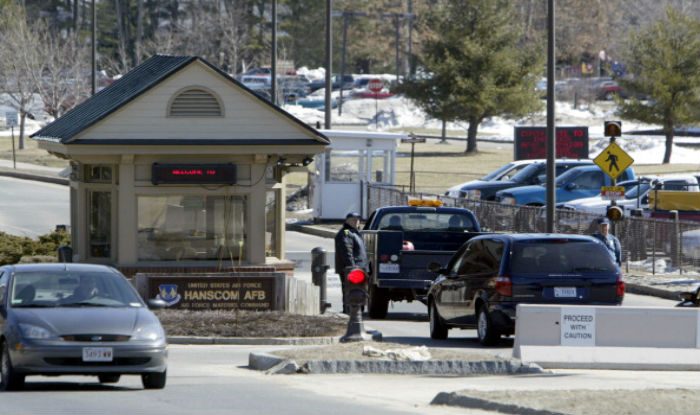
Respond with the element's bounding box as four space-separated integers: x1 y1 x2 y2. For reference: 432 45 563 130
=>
271 0 277 105
545 0 556 233
407 0 414 78
381 13 414 85
324 0 332 129
332 11 367 116
91 0 96 96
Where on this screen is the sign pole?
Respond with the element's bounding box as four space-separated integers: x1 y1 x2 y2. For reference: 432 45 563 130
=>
11 126 16 169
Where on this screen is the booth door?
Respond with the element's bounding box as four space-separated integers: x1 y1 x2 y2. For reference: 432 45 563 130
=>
318 149 365 220
320 182 363 220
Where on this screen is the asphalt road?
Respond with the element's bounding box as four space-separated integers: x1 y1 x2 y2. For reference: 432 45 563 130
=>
0 176 69 237
0 344 474 415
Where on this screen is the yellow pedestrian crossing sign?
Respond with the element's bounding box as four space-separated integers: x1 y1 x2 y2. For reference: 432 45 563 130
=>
594 142 634 180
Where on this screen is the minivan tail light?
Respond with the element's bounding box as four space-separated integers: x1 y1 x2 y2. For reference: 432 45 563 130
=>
496 275 512 297
616 274 625 297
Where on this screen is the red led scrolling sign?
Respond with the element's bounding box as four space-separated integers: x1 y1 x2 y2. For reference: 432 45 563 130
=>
151 163 237 185
513 127 589 160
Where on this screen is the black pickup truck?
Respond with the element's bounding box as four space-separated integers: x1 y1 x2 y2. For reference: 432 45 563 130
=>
362 202 484 319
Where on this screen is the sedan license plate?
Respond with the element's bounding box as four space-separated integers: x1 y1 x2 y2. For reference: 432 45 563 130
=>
379 263 400 273
82 347 113 362
554 287 577 298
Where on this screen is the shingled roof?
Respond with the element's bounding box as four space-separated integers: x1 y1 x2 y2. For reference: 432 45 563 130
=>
31 55 329 145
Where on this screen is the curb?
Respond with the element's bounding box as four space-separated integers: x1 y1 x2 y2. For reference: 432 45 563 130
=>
168 336 340 345
248 351 546 375
286 223 336 239
0 168 68 186
431 392 565 415
625 282 681 301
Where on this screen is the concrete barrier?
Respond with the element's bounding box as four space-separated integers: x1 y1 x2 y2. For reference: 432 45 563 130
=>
512 304 700 370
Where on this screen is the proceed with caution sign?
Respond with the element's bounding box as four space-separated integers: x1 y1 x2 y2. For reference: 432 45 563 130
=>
593 142 634 180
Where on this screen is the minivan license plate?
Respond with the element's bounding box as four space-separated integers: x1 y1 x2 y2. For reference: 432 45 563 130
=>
82 347 113 362
554 287 577 298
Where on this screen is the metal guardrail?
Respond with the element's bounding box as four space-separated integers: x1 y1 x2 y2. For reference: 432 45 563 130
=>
367 183 700 276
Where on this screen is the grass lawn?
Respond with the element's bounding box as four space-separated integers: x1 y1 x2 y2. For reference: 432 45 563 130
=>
0 135 70 168
287 138 698 194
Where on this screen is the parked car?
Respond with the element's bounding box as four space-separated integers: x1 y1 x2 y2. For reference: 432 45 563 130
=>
447 159 594 201
445 159 539 197
308 74 355 93
559 174 700 216
495 165 636 206
0 263 168 390
427 233 624 345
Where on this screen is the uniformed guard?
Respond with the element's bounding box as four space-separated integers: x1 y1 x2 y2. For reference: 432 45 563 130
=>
334 212 368 314
592 217 622 266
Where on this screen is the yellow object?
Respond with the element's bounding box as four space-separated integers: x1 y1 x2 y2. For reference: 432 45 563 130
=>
604 121 622 137
408 199 442 207
606 206 623 221
648 191 700 211
593 141 634 180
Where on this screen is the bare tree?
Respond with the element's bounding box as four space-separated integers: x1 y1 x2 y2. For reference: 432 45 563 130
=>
27 21 91 119
0 3 41 149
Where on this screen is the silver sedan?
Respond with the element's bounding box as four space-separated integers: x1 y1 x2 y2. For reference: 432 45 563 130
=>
0 263 167 390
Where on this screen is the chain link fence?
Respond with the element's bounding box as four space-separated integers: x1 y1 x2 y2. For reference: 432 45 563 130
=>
367 183 700 275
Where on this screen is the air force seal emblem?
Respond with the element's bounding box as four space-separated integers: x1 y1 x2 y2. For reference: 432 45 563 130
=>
157 284 181 306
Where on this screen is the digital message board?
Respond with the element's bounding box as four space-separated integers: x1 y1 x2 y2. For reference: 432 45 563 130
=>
151 163 237 185
514 126 589 160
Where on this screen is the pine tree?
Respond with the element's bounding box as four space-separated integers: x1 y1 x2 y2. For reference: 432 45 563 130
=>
616 5 700 164
402 0 543 152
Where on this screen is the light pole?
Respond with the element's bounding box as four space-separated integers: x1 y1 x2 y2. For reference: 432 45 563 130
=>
271 0 277 105
324 0 332 129
381 13 414 85
91 0 96 96
545 0 556 233
332 11 367 116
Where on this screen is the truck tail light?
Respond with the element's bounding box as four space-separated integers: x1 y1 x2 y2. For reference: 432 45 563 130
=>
380 254 389 262
495 275 512 297
616 273 625 298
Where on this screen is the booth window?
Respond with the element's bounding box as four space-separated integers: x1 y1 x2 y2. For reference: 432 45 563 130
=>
265 190 279 258
136 195 246 262
85 165 113 184
88 191 111 258
370 150 391 183
168 87 223 117
324 149 362 182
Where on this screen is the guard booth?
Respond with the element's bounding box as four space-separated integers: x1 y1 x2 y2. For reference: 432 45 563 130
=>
310 130 402 220
30 55 329 278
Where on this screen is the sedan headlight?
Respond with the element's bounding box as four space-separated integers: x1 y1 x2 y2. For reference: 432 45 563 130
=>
465 189 481 199
500 196 516 205
132 324 166 342
18 323 59 340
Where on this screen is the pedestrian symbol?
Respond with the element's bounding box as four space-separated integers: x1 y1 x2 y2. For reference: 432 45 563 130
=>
593 142 634 180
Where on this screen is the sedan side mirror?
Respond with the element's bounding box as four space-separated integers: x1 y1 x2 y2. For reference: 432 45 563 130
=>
565 182 577 190
147 298 167 309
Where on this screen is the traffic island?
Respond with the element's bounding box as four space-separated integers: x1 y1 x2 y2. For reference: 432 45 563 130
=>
248 341 546 375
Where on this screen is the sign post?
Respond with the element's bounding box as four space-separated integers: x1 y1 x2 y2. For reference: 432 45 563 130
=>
368 78 383 131
5 111 17 169
401 134 426 193
594 121 633 222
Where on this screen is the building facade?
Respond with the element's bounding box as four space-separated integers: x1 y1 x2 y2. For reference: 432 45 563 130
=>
32 55 329 276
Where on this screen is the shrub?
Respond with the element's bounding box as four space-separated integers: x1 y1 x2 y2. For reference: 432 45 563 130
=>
0 231 71 266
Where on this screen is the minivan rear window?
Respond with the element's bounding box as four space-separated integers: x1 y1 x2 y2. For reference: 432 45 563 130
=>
510 240 617 274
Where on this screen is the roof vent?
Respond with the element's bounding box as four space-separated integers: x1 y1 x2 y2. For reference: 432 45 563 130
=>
168 88 222 117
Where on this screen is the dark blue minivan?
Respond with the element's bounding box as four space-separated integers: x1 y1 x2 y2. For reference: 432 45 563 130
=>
427 233 624 345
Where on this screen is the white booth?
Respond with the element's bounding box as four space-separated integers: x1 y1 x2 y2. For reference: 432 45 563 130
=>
310 130 403 220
